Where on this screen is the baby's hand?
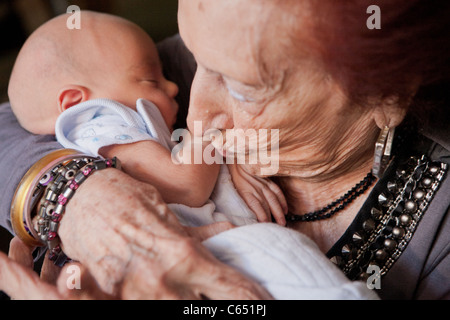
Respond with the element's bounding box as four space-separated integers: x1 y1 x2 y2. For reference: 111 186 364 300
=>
228 164 288 226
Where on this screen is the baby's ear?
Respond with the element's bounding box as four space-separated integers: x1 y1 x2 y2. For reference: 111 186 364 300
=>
57 86 90 112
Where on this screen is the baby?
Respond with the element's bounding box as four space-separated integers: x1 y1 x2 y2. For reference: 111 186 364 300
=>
8 11 286 225
6 11 378 300
8 11 214 208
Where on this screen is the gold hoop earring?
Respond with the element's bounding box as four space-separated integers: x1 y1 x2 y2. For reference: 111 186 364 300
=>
372 126 395 178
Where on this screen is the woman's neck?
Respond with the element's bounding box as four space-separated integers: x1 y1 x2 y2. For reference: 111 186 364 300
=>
282 158 373 213
276 157 375 252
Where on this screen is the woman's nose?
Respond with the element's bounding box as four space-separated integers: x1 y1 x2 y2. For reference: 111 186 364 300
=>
187 69 233 135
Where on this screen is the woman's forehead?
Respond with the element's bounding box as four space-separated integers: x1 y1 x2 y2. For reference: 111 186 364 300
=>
178 0 305 85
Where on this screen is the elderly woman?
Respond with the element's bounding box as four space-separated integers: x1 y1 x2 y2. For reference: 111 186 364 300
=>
0 0 449 299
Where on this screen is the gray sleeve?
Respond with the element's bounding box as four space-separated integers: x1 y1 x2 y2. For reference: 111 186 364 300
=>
0 102 62 234
414 206 450 300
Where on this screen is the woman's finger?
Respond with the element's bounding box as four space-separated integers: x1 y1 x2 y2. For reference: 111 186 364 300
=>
192 260 273 300
9 236 62 285
0 251 62 300
8 236 34 269
40 252 62 284
57 262 114 300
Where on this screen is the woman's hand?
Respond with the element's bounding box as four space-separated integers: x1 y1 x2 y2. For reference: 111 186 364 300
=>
1 169 271 300
228 164 288 226
0 237 113 299
56 168 271 299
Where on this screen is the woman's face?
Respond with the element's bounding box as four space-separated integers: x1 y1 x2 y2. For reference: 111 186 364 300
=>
178 0 377 179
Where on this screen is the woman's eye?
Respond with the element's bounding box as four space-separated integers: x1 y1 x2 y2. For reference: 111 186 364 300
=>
226 84 255 103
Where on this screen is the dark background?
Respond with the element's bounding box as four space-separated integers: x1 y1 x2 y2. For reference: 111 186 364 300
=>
0 0 179 254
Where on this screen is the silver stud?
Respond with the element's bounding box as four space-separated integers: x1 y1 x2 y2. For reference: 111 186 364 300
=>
428 165 440 176
375 249 388 262
352 232 364 245
371 207 383 220
404 200 417 213
341 244 354 258
384 238 397 252
363 219 376 232
399 214 412 226
330 256 344 267
378 193 392 207
392 227 405 239
387 181 398 193
413 188 425 201
421 176 434 188
396 169 408 179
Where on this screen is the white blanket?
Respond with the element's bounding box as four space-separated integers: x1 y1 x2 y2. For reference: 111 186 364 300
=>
170 166 379 300
203 223 379 300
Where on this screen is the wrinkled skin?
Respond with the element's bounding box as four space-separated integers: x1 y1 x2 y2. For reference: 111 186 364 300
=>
0 169 271 300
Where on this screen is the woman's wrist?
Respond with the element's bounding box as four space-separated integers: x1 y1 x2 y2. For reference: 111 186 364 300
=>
10 149 120 265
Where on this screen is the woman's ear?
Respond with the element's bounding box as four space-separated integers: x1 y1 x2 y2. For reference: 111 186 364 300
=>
372 95 408 129
372 77 419 129
57 86 90 112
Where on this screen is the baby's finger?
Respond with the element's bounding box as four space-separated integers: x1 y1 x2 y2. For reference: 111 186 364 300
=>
261 186 286 226
249 175 288 215
266 180 288 214
242 192 271 222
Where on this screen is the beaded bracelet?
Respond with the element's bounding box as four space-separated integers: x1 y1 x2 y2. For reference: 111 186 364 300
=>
10 149 120 265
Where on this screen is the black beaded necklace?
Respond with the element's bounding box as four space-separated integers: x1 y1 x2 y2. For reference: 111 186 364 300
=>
286 172 376 222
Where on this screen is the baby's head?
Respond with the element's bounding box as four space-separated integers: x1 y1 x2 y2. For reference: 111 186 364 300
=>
8 11 179 135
